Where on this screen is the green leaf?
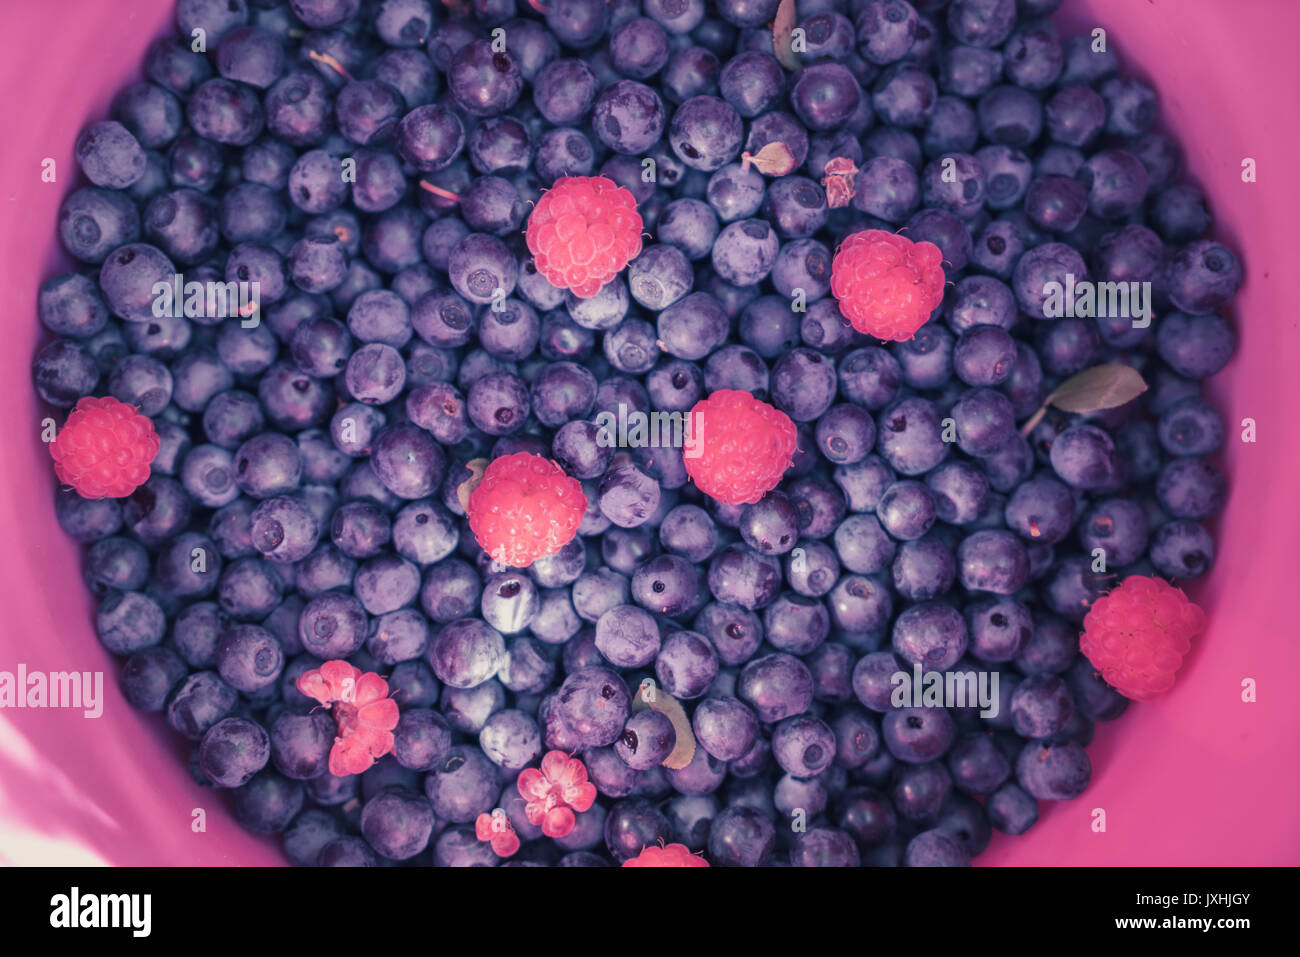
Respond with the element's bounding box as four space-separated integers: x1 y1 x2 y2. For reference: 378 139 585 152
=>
1048 363 1149 413
1018 363 1148 437
773 0 801 72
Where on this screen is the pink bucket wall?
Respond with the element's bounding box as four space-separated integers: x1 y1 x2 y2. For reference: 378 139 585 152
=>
0 0 1295 866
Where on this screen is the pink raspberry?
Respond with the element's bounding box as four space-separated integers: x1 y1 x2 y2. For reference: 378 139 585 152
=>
48 395 160 499
622 842 710 867
683 390 798 505
1079 575 1207 701
467 452 587 568
830 229 946 342
525 175 643 298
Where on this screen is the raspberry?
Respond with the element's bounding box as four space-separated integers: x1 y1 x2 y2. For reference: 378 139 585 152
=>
524 174 644 298
48 395 160 499
467 452 588 568
830 229 946 342
622 842 710 867
1079 575 1206 701
683 390 798 506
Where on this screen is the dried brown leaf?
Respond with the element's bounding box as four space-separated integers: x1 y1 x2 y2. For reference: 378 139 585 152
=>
741 141 797 177
632 679 696 770
773 0 801 72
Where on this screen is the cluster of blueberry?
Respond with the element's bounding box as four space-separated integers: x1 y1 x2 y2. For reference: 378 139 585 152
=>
34 0 1239 867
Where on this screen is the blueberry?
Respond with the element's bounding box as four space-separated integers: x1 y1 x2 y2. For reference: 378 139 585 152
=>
555 666 631 746
1155 457 1226 521
946 0 1015 49
757 592 828 657
1049 424 1121 490
590 603 657 668
424 746 499 823
947 731 1012 796
1157 398 1224 458
891 601 967 670
771 714 835 778
122 475 193 546
1007 671 1075 740
892 761 953 824
834 785 897 848
440 675 507 734
852 0 918 65
1078 498 1148 566
882 706 955 763
282 810 344 867
1005 611 1073 677
188 79 266 147
968 219 1023 280
1161 239 1244 316
166 670 239 742
764 177 830 240
847 156 917 224
985 781 1037 835
825 573 891 637
1099 75 1157 137
120 645 187 712
611 709 674 771
874 397 948 476
920 461 986 527
710 218 780 287
1015 739 1091 800
199 716 270 788
1004 474 1075 545
268 710 334 780
476 708 542 771
999 19 1063 88
1149 184 1209 246
592 79 667 154
695 50 771 118
250 496 320 564
878 480 939 541
145 35 214 95
358 787 435 861
891 535 957 602
75 120 148 189
83 535 150 596
737 652 813 723
872 63 936 129
214 623 284 694
958 529 1030 595
58 187 142 266
706 805 774 866
381 708 452 775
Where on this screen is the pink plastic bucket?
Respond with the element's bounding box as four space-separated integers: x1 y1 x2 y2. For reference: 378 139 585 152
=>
0 0 1296 866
